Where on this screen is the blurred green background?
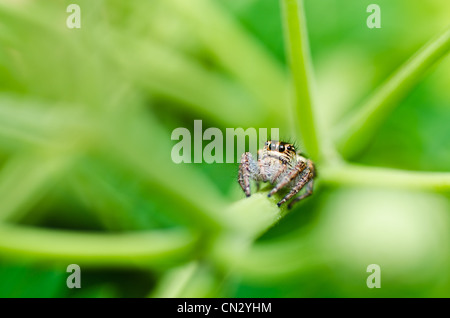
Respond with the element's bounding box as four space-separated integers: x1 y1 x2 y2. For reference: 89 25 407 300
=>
0 0 449 298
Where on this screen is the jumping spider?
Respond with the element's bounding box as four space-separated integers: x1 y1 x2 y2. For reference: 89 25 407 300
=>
238 140 316 209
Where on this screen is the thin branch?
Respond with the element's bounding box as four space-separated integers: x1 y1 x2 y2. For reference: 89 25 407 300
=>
224 190 289 239
320 163 450 191
0 225 197 268
226 162 450 241
280 0 321 161
335 26 450 158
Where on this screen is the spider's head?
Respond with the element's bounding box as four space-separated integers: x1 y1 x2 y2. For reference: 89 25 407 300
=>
261 140 297 163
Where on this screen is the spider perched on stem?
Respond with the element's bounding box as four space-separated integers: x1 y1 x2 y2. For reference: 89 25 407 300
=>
238 140 316 209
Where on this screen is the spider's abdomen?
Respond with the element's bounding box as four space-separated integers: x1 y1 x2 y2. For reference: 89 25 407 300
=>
258 156 285 183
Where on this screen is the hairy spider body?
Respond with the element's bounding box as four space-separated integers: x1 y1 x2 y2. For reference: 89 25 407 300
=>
238 141 315 209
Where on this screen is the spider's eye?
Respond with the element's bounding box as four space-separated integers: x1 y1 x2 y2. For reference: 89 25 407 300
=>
278 144 285 152
287 145 291 151
270 143 276 150
265 141 269 146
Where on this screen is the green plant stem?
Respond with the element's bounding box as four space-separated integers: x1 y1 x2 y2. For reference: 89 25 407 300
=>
280 0 321 161
0 225 197 268
336 26 450 158
224 190 289 239
225 162 450 240
320 163 450 191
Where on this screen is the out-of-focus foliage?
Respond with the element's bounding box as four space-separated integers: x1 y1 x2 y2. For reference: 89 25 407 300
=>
0 0 448 297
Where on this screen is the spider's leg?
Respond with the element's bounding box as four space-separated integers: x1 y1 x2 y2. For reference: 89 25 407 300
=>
267 161 306 198
287 177 314 209
276 171 311 207
306 159 316 178
238 152 259 197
